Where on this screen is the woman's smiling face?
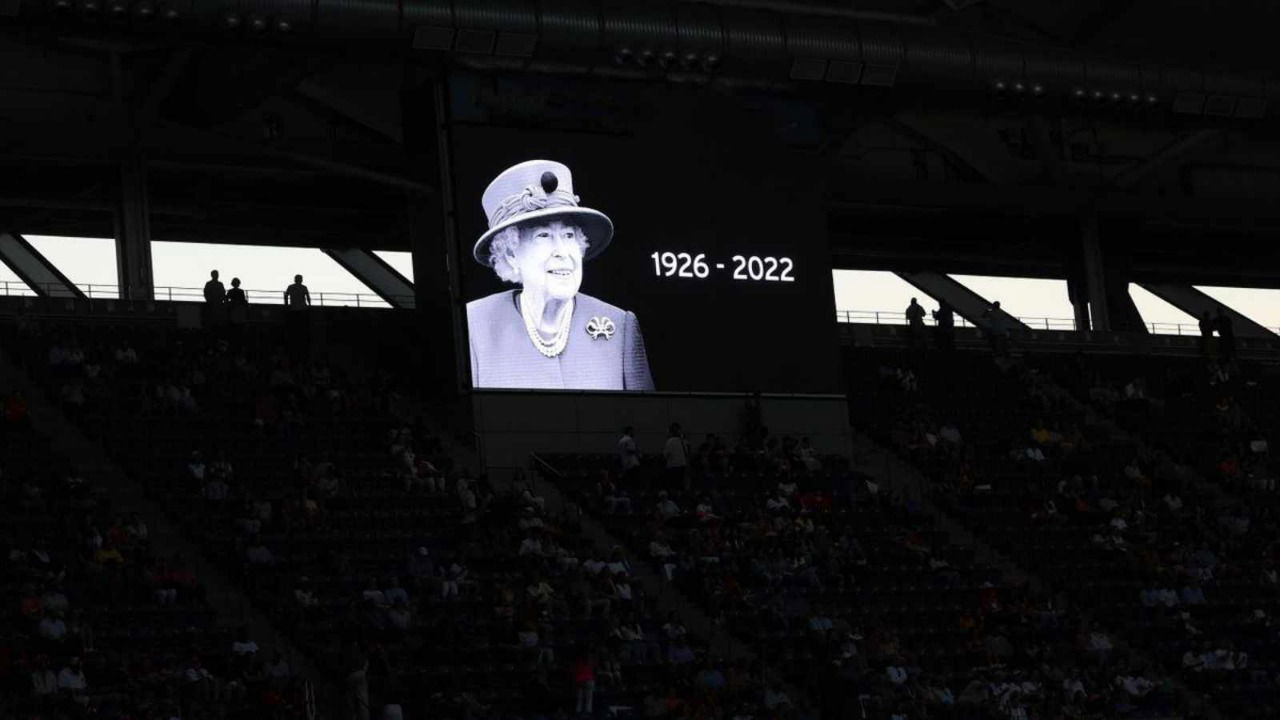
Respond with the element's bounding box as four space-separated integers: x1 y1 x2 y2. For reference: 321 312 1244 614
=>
511 221 585 300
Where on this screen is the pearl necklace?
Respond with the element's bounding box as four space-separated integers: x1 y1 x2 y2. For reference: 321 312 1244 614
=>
521 294 574 358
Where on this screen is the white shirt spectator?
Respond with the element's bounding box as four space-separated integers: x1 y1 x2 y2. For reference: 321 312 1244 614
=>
650 541 675 558
459 486 478 512
886 666 908 685
1117 675 1154 697
38 616 67 641
939 424 962 445
126 518 149 541
31 668 58 695
1088 632 1113 651
612 579 633 600
57 664 87 691
618 432 640 471
656 497 681 519
232 639 260 655
388 606 412 630
1182 651 1204 672
663 435 688 469
520 487 546 511
519 537 545 557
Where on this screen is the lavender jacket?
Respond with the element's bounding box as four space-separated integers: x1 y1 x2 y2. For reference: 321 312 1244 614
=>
467 290 655 391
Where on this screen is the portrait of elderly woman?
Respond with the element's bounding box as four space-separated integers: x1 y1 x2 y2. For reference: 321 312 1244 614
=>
466 160 655 391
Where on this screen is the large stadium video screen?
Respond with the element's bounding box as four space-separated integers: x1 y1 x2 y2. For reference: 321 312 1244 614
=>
455 78 840 394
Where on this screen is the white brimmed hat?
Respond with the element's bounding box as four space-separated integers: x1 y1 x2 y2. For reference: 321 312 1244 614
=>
473 160 614 264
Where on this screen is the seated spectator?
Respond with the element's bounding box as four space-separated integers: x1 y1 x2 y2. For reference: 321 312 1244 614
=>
384 576 409 606
387 598 413 631
361 578 388 606
30 655 58 698
37 610 68 642
294 576 318 608
57 656 88 704
232 630 260 657
408 546 434 586
246 538 275 566
1181 583 1206 606
939 422 963 445
655 492 681 520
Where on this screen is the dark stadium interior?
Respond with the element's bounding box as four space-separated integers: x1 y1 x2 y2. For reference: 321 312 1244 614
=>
3 1 1280 719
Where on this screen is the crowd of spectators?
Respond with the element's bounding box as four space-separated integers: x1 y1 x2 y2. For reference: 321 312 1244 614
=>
851 346 1280 719
6 316 788 719
10 300 1280 719
0 384 300 719
541 425 1168 720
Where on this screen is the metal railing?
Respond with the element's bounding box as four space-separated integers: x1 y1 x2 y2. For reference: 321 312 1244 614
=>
835 309 1280 336
0 280 409 308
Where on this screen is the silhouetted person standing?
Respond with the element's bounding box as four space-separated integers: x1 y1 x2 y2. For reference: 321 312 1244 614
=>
933 301 955 351
663 423 689 492
618 425 640 481
226 278 248 342
982 300 1010 357
285 274 310 309
1216 307 1236 363
285 274 311 359
905 298 926 348
203 270 226 329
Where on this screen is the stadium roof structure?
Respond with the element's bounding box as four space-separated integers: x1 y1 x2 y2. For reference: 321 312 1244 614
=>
0 0 1279 302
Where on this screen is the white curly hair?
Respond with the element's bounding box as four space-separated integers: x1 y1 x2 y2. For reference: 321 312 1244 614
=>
487 222 590 284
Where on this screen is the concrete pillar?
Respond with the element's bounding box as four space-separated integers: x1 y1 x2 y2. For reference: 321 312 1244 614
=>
1080 210 1110 332
403 65 466 394
114 157 155 301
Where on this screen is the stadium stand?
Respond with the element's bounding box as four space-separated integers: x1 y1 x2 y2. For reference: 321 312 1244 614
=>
7 306 1280 720
847 347 1280 719
2 316 784 719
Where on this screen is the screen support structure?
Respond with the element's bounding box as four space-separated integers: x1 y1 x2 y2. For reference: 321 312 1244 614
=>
114 156 155 301
402 64 468 395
